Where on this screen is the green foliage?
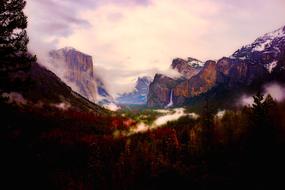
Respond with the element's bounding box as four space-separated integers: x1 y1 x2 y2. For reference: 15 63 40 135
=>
0 0 35 67
118 108 163 125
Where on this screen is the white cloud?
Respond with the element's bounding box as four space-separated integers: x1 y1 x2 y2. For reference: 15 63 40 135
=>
264 83 285 102
239 83 285 106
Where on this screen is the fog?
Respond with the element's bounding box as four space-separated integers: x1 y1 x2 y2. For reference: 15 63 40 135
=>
239 82 285 106
128 108 199 135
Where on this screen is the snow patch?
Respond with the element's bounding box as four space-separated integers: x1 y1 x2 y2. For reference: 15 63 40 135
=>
187 60 204 67
252 39 271 52
264 61 278 73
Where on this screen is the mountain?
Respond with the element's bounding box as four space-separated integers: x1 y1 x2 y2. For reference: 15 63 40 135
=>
147 25 285 108
171 57 204 79
0 60 107 114
147 74 179 108
231 26 285 71
49 47 117 109
116 76 152 105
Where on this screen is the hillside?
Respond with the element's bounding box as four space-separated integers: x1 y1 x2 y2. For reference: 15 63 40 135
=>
0 61 108 114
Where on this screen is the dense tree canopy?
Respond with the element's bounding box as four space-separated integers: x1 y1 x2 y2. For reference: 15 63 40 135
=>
0 0 33 67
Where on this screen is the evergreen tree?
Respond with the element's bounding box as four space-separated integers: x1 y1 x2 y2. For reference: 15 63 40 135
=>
0 0 34 67
251 92 275 127
201 96 214 149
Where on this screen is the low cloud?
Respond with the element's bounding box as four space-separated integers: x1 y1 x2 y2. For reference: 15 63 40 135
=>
216 110 226 119
128 108 199 135
239 83 285 106
2 92 27 105
264 83 285 102
51 102 71 111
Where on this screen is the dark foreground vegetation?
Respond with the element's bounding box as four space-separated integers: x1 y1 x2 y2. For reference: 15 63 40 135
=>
1 93 285 190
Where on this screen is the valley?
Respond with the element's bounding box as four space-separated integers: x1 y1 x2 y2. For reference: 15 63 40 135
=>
1 0 285 189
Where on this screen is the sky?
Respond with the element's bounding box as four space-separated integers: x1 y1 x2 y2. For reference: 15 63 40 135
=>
25 0 285 96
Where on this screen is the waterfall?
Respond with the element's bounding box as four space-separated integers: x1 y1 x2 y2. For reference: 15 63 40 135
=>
165 89 173 108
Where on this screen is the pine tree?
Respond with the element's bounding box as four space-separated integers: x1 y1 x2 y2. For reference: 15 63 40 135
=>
251 92 275 127
0 0 34 68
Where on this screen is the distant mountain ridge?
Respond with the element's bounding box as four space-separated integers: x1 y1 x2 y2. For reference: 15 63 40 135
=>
116 76 152 105
147 25 285 108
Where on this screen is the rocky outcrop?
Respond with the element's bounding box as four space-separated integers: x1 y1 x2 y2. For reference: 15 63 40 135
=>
116 76 152 105
216 57 267 87
172 60 217 106
49 47 97 102
49 47 116 108
147 74 178 108
171 57 203 79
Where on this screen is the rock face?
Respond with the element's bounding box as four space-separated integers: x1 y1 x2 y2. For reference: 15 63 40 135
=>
116 76 152 105
171 57 203 79
49 47 115 107
147 25 285 108
49 47 97 102
172 60 217 106
147 74 178 108
216 57 267 87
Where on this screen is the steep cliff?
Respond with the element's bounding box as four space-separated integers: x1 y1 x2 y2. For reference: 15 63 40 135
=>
49 47 115 108
147 74 179 108
49 47 97 102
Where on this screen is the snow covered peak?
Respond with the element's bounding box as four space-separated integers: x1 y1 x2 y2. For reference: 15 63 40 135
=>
236 26 285 54
230 25 285 70
248 26 285 52
227 25 285 74
187 57 204 67
263 25 285 39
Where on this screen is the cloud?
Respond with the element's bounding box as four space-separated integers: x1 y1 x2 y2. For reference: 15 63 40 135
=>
26 0 285 97
2 92 27 105
264 83 285 102
239 83 285 106
216 110 226 119
128 108 199 135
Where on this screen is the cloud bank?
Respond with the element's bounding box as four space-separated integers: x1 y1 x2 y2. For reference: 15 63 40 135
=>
239 83 285 106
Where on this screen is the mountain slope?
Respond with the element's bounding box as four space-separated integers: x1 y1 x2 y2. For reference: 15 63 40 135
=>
0 60 108 114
